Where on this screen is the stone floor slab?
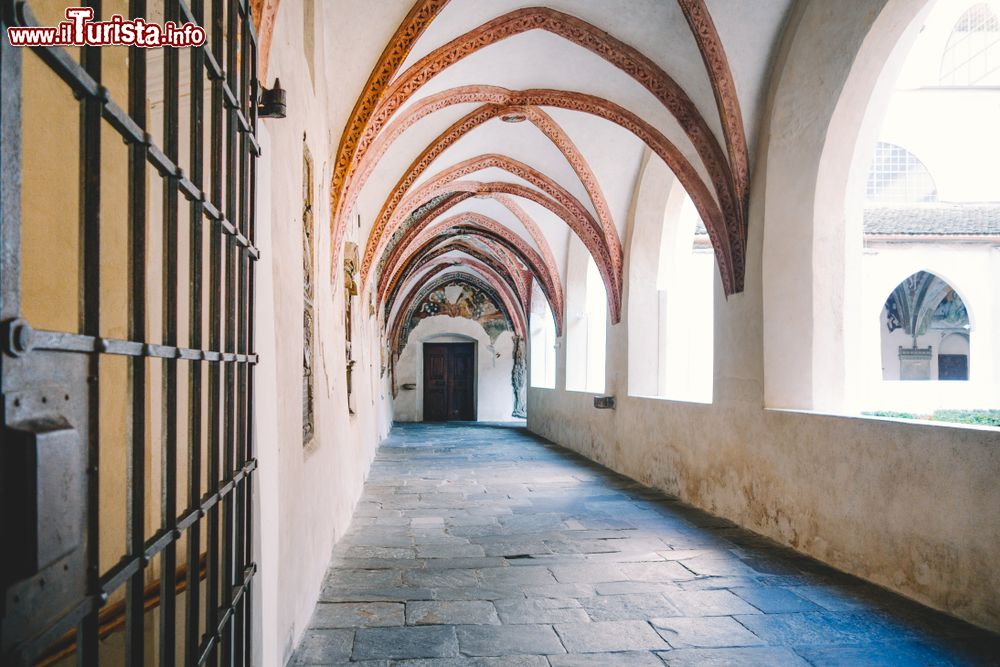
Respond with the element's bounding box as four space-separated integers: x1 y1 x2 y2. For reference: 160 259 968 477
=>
352 626 459 661
406 600 500 626
547 651 666 666
651 616 766 648
657 646 810 666
554 620 669 653
493 597 590 624
292 629 355 664
312 602 405 628
455 624 565 656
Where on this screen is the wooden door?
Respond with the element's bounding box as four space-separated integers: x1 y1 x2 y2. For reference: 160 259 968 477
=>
423 343 476 421
938 354 969 381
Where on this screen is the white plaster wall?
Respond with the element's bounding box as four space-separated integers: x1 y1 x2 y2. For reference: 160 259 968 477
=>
393 316 518 422
252 1 408 664
529 0 1000 634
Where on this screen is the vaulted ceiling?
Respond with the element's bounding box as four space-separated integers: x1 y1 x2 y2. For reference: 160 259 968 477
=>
320 0 793 350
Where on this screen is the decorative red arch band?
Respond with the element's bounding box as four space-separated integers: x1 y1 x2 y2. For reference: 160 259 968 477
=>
369 152 601 282
345 85 736 295
383 219 563 334
335 6 747 290
386 242 531 322
373 174 610 320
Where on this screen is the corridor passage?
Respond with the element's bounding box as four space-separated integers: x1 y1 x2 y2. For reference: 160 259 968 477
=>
293 424 1000 666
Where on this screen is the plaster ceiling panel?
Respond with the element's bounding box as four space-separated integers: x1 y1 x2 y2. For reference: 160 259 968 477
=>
353 102 480 225
394 0 718 126
703 0 796 158
393 31 724 153
541 108 646 237
323 0 414 136
511 197 571 279
409 119 595 217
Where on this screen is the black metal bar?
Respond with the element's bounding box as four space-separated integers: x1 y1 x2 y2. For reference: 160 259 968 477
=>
186 0 207 661
78 1 103 663
125 0 147 664
159 1 181 662
233 11 250 664
206 0 226 661
23 328 259 362
222 0 239 661
0 0 24 324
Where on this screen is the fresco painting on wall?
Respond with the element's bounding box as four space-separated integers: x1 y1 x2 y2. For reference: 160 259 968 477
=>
410 280 511 343
884 270 969 337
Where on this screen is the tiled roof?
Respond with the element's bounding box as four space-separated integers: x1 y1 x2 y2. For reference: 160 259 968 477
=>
692 204 1000 236
863 204 1000 235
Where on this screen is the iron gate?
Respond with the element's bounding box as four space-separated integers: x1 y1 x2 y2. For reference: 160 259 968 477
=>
0 0 258 664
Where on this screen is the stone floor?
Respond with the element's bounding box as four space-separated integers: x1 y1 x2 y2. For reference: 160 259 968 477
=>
293 422 1000 666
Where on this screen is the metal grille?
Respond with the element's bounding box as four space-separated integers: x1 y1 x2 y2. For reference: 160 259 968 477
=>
940 3 1000 86
866 142 938 204
0 0 258 664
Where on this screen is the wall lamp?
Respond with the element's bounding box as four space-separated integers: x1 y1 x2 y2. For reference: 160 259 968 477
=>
258 78 287 118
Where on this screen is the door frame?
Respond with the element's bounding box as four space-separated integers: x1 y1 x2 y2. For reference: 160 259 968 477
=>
419 339 477 422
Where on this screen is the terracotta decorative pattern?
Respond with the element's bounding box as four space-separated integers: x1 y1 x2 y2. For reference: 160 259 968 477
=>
382 215 562 333
328 0 451 263
367 152 606 282
402 222 534 304
374 174 603 321
341 91 620 276
676 0 749 234
344 84 736 295
345 7 744 289
522 106 621 267
386 246 530 329
392 226 545 316
377 167 562 313
366 155 608 314
392 238 531 310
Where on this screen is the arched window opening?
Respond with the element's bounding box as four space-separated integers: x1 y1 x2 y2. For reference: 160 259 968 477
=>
940 4 1000 86
655 191 714 403
566 252 606 394
845 1 1000 422
530 295 556 389
866 142 937 203
584 257 607 393
879 271 970 382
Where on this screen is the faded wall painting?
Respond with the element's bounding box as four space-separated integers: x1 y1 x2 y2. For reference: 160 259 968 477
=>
402 278 511 350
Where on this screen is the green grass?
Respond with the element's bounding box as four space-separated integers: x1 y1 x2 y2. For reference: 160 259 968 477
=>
863 410 1000 427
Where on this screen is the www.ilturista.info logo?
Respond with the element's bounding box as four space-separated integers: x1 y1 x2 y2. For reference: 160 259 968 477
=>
7 7 206 47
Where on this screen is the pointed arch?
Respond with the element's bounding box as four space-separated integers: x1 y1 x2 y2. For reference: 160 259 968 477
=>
383 219 563 334
381 208 563 325
339 6 746 289
388 258 529 338
389 271 522 355
386 245 530 320
342 86 735 294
